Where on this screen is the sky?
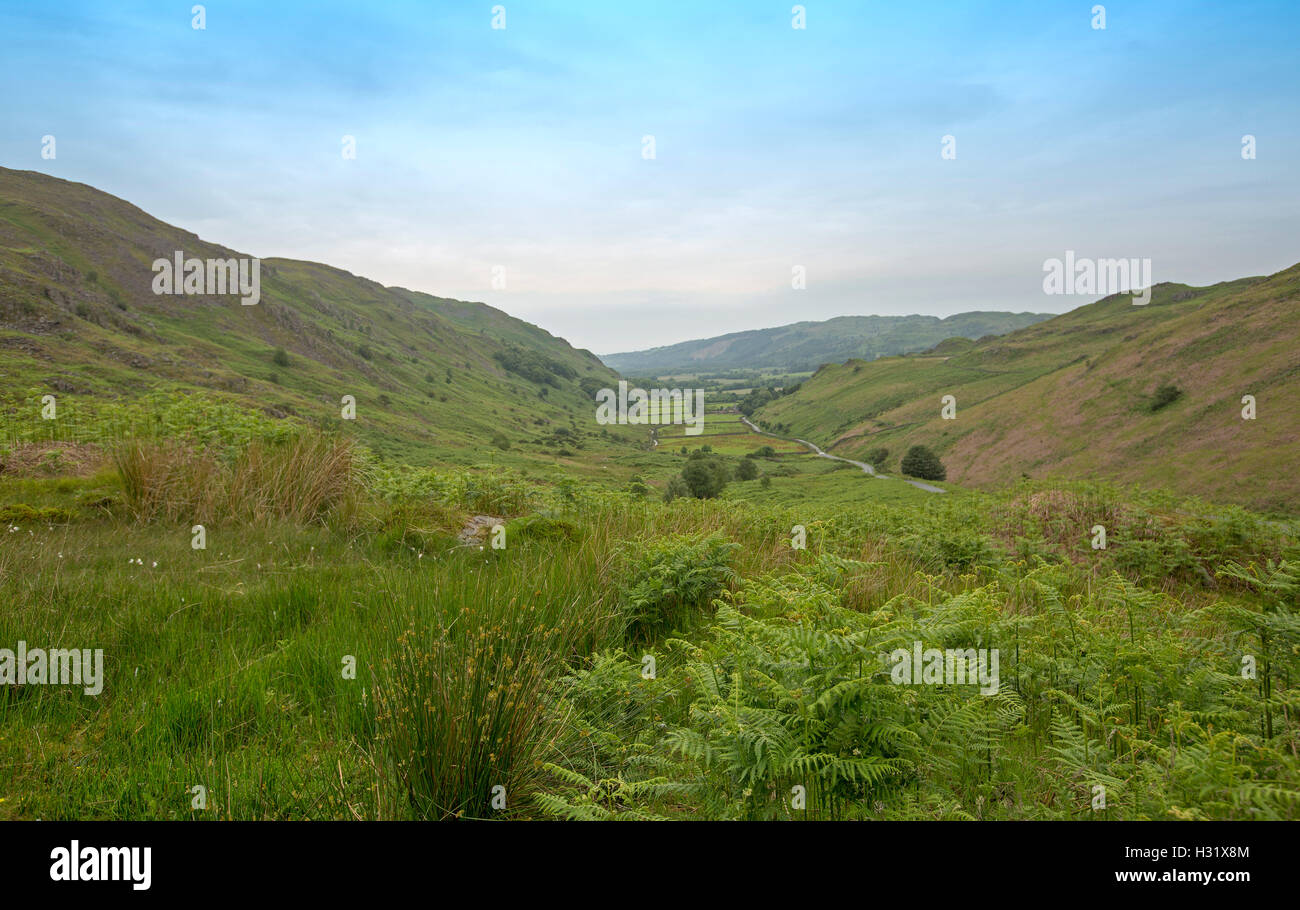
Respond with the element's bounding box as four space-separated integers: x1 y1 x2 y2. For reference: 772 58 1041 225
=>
2 0 1298 354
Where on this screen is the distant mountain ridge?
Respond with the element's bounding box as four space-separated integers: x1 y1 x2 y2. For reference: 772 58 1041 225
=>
602 311 1055 375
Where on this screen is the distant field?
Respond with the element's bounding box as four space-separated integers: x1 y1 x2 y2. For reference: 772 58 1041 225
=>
656 435 806 457
655 413 806 456
656 413 747 437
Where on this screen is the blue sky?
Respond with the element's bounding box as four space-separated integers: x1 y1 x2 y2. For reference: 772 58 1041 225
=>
3 0 1298 353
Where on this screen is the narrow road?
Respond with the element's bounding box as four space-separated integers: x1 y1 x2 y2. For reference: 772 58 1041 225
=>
738 415 946 494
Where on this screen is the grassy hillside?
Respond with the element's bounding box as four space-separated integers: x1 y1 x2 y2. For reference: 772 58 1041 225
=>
0 167 639 466
753 268 1300 513
603 311 1054 374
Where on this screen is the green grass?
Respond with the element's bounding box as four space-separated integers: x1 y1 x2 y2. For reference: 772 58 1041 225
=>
2 442 1296 820
0 467 809 819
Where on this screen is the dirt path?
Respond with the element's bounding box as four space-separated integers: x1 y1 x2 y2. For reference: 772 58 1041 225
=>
738 415 946 494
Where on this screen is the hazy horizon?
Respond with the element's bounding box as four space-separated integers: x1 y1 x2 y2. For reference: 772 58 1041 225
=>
4 0 1298 353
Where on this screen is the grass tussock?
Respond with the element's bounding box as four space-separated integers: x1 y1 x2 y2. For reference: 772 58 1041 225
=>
375 601 565 820
113 433 360 525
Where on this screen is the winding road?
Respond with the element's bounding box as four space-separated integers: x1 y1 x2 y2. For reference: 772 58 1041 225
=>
738 415 946 494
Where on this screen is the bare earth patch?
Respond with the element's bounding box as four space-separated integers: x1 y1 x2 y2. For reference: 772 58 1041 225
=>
0 441 106 477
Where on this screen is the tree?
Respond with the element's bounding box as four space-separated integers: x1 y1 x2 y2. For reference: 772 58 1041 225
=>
866 447 889 467
662 475 691 503
681 453 730 499
900 445 945 481
490 432 511 451
738 386 779 416
272 347 291 367
736 458 758 481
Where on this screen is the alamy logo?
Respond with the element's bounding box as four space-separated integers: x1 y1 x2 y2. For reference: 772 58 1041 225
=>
1042 251 1151 305
0 641 104 695
50 841 151 890
595 380 705 435
151 251 261 306
887 643 1000 695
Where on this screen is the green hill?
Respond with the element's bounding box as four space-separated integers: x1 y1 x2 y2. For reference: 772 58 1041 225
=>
752 268 1300 513
602 311 1054 374
0 167 634 464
